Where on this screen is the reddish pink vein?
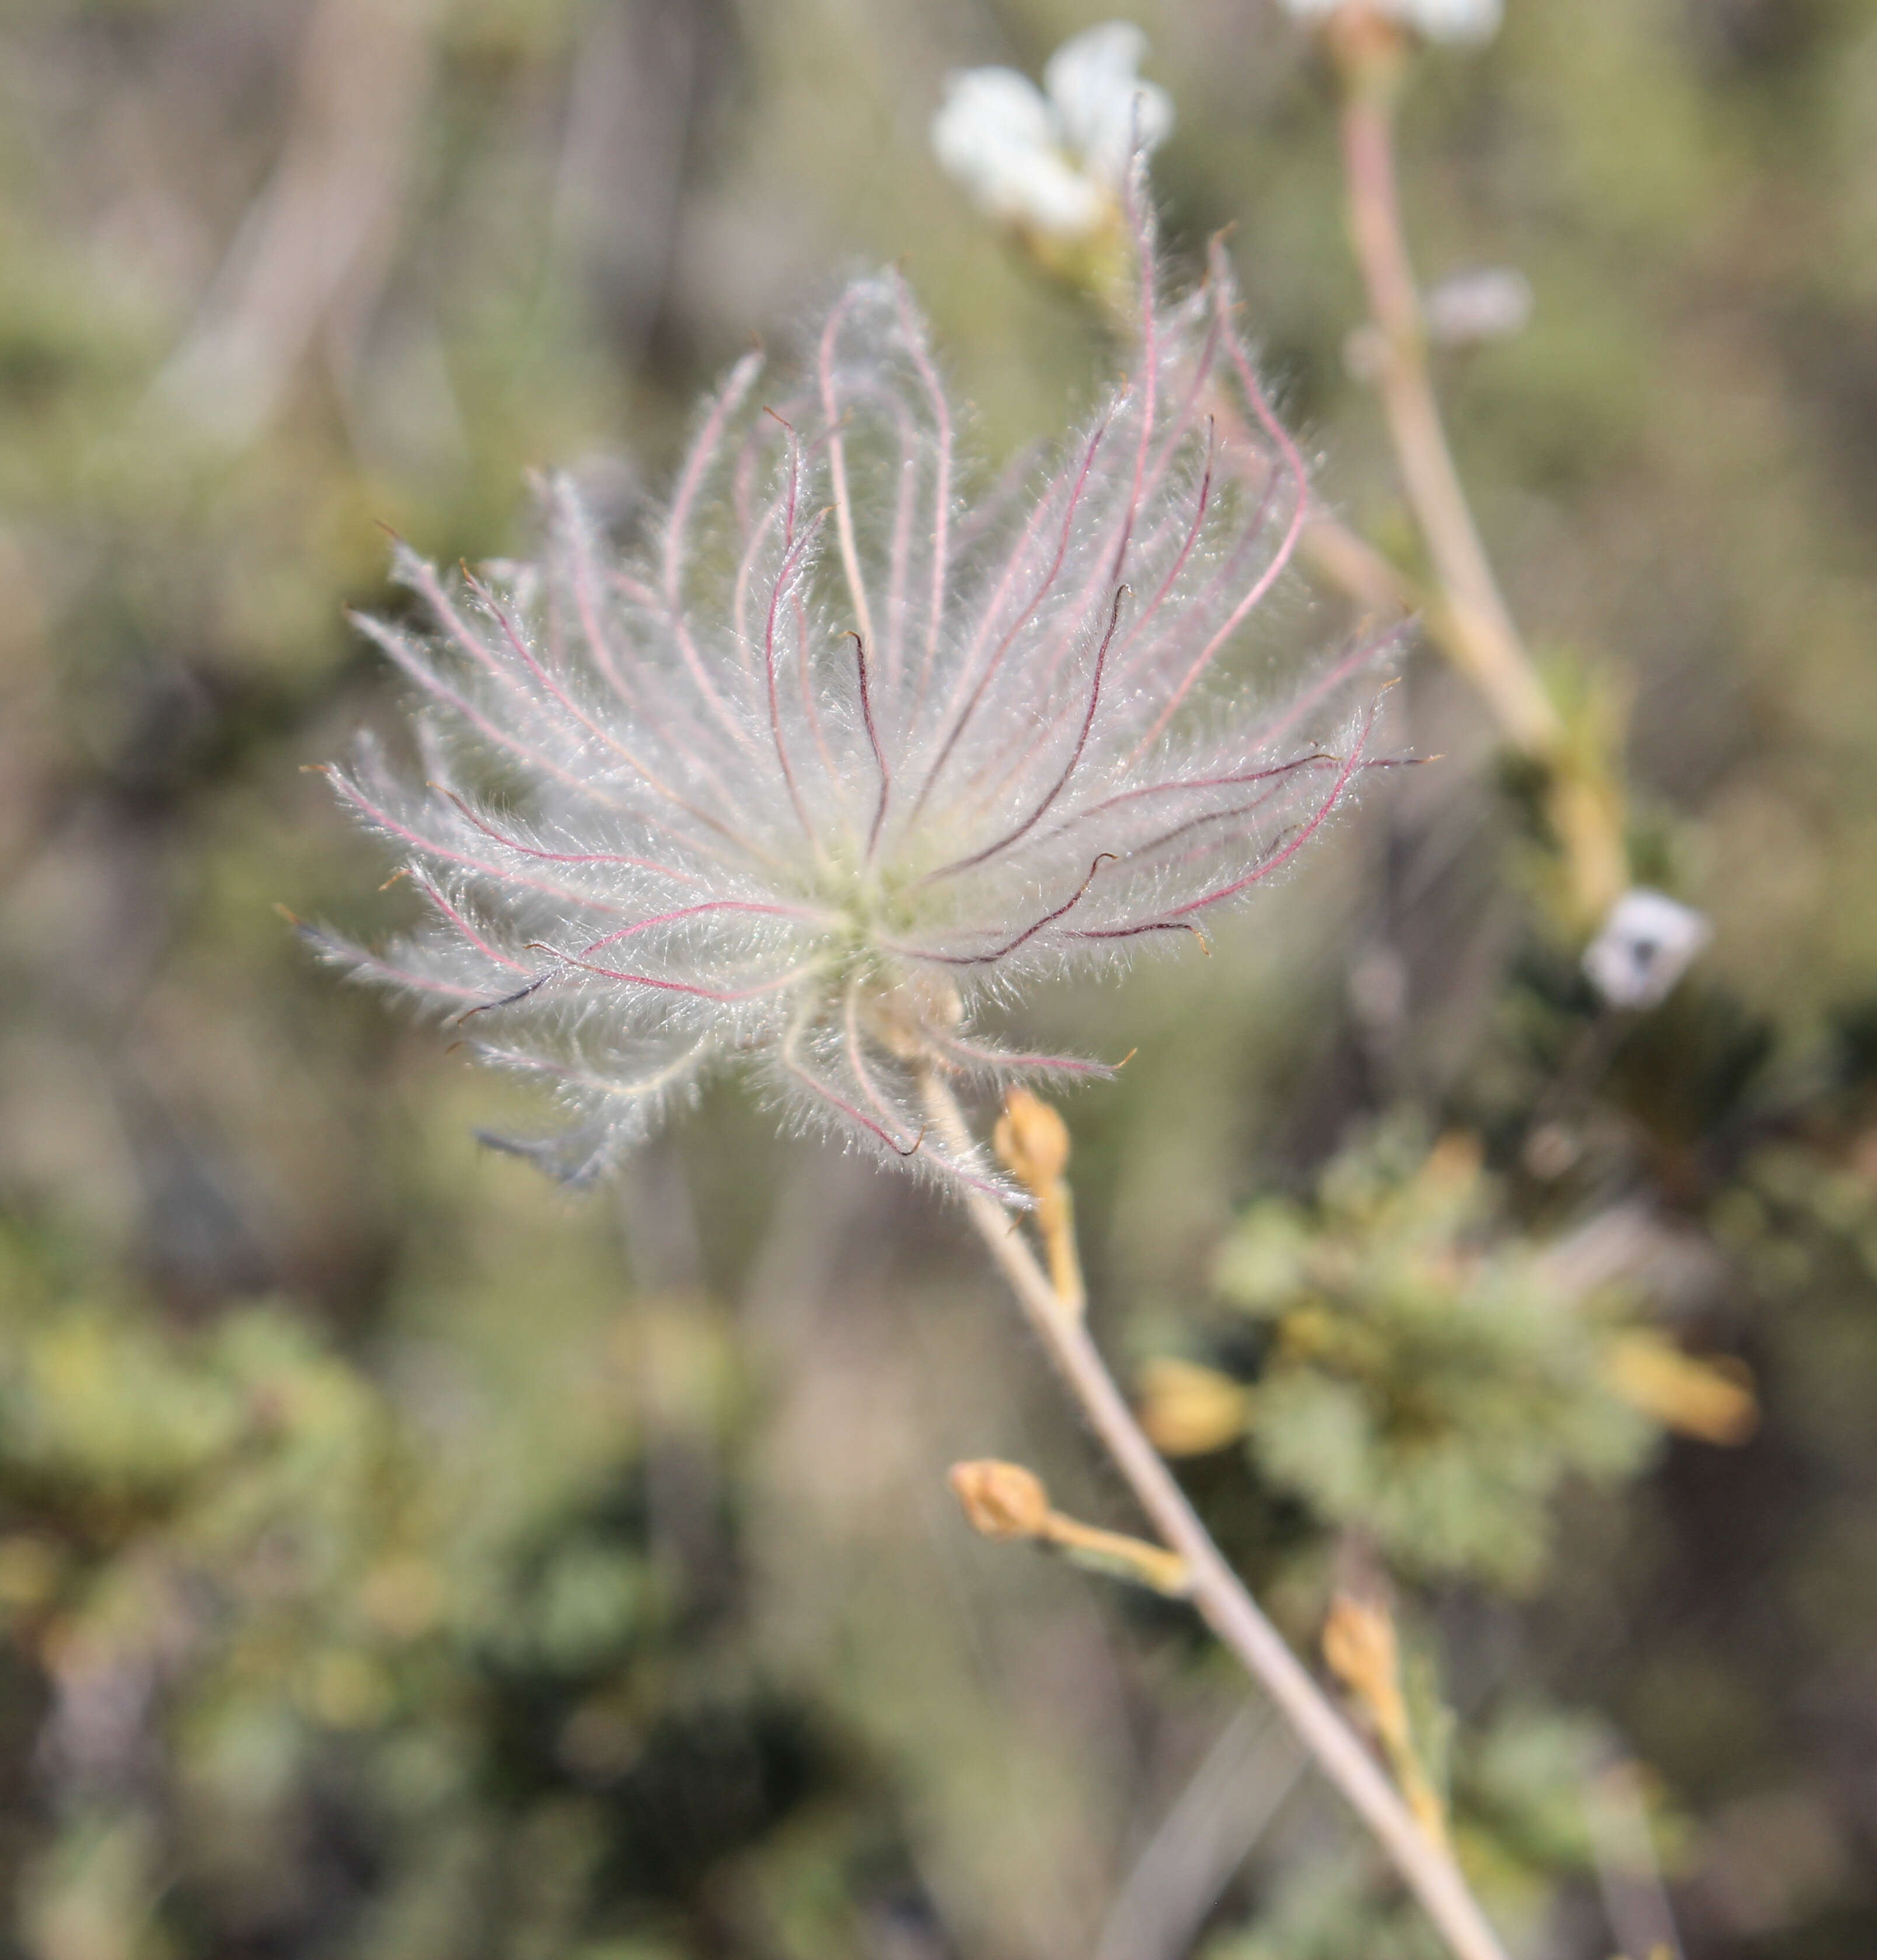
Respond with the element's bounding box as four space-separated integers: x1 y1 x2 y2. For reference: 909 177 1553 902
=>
915 584 1129 887
1128 249 1313 758
909 414 1115 819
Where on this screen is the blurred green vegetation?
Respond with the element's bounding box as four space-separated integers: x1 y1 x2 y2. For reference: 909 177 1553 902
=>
1202 1123 1656 1589
4 1 1877 1957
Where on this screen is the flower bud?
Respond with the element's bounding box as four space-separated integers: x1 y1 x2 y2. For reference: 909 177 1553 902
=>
1136 1357 1250 1456
993 1088 1072 1195
1602 1332 1757 1446
949 1459 1052 1540
1424 267 1534 346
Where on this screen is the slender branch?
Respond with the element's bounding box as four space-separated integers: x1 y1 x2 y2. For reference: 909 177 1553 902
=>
1331 27 1627 922
950 1459 1191 1595
1093 1708 1307 1960
1302 510 1418 618
1337 54 1558 760
922 1073 1510 1960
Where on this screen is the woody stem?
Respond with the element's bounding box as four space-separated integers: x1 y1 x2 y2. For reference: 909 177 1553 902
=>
1333 31 1627 922
1339 75 1557 755
921 1072 1510 1960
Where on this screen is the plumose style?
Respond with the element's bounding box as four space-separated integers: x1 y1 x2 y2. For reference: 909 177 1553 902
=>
312 198 1388 1197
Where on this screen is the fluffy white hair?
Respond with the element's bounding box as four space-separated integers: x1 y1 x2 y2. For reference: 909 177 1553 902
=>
309 184 1397 1198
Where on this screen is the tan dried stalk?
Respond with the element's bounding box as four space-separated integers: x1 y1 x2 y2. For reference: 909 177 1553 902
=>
1330 13 1628 924
922 1072 1510 1960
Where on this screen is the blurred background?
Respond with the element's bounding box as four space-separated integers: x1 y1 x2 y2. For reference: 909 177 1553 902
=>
3 1 1877 1956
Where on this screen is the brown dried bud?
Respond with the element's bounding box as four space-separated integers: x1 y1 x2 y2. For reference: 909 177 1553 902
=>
993 1088 1072 1194
1323 1589 1451 1850
1136 1357 1251 1456
948 1459 1052 1541
1602 1332 1758 1446
1323 1592 1401 1715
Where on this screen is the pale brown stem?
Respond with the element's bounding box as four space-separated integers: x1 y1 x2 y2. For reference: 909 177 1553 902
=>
923 1075 1511 1960
1036 1183 1085 1316
1302 511 1418 619
1335 56 1628 922
1339 80 1560 759
1040 1512 1191 1596
156 0 441 445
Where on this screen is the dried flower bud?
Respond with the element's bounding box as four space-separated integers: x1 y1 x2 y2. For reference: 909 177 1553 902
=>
1323 1592 1402 1715
993 1088 1072 1195
1136 1356 1250 1456
949 1459 1052 1540
1602 1332 1757 1447
1323 1590 1451 1849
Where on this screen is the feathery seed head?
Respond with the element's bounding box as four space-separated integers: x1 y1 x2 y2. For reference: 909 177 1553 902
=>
309 182 1394 1201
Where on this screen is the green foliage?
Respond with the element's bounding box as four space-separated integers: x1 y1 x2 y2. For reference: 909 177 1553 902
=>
0 1226 896 1960
1209 1847 1450 1960
1206 1702 1619 1960
1213 1124 1653 1588
4 0 1877 1952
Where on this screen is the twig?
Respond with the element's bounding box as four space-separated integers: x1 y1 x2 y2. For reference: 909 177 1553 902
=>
1323 1589 1450 1851
950 1459 1191 1595
1338 65 1555 756
1588 1753 1684 1960
1302 510 1418 621
154 0 439 445
922 1072 1510 1960
1093 1706 1307 1960
1329 17 1628 924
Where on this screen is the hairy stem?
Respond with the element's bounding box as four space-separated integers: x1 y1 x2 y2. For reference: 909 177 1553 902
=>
922 1073 1510 1960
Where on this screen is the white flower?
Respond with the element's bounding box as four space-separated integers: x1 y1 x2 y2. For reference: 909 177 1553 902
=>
932 23 1173 242
1042 23 1173 190
1345 267 1529 380
1582 890 1711 1010
1281 0 1503 46
309 194 1387 1199
1422 267 1533 346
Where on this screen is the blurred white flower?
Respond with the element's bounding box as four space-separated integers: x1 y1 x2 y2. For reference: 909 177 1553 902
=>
1344 268 1529 380
1582 890 1711 1010
1423 267 1533 345
932 22 1172 243
1282 0 1503 46
1042 23 1172 189
309 194 1388 1198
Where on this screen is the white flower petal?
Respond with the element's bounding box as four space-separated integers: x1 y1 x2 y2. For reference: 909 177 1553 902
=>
1044 21 1173 191
1582 890 1711 1010
1423 267 1533 345
933 65 1057 165
1279 0 1502 43
1406 0 1502 41
932 66 1107 236
1004 153 1111 236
